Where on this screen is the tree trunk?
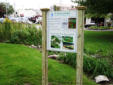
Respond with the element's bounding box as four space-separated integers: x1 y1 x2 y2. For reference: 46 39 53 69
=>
111 13 113 26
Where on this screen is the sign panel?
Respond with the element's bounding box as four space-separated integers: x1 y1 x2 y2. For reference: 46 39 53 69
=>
47 10 77 52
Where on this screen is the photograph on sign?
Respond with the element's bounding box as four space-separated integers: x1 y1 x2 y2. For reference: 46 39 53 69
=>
68 18 76 29
51 35 61 49
62 36 74 50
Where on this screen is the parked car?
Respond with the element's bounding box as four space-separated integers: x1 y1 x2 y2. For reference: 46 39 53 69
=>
9 17 18 22
20 17 32 24
9 17 32 24
85 23 96 28
29 17 36 23
36 17 42 24
29 15 42 23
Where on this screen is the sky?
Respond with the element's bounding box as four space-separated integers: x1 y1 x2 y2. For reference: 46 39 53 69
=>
0 0 75 9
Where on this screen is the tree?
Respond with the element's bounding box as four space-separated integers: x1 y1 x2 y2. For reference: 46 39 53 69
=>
0 2 14 17
72 0 113 17
53 5 60 11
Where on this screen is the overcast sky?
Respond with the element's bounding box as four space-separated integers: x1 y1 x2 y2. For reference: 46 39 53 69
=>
0 0 75 9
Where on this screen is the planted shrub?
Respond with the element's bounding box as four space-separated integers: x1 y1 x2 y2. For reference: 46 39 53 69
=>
0 22 42 46
0 23 4 41
27 27 42 46
89 26 112 30
10 29 30 44
98 26 109 30
89 26 98 30
58 53 113 78
0 18 12 41
58 53 76 67
10 26 42 46
84 56 113 78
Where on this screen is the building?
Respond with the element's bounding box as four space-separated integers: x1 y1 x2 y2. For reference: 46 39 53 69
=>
85 17 113 27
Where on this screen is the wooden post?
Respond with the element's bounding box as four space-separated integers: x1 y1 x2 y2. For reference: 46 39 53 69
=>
41 8 49 85
76 6 86 85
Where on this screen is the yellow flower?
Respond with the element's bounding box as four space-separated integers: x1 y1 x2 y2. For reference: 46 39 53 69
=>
3 18 12 23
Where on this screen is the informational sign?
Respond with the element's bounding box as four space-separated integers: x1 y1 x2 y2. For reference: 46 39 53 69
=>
47 10 77 52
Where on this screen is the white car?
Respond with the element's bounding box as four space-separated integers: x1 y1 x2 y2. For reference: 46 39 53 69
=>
36 17 42 24
9 17 19 22
9 17 32 24
85 23 96 28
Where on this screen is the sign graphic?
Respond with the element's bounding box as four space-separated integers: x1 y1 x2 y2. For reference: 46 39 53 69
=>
47 10 77 52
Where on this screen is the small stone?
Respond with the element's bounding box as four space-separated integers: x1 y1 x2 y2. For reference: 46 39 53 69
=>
95 75 109 83
31 45 37 48
24 83 31 85
48 55 59 59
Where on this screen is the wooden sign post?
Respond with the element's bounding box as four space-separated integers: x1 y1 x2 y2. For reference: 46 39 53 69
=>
41 8 49 85
76 6 86 85
41 6 85 85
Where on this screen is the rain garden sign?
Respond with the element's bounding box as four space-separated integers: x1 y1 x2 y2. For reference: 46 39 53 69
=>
47 10 77 52
41 6 85 85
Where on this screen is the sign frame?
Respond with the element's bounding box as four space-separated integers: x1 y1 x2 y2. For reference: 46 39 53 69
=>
41 6 86 85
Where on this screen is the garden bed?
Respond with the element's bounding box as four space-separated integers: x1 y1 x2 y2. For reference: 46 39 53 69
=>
86 26 113 31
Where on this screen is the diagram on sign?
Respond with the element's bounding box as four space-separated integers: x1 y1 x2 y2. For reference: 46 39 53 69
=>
47 10 77 52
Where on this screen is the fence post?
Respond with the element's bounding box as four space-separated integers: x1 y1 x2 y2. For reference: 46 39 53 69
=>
41 8 49 85
76 6 86 85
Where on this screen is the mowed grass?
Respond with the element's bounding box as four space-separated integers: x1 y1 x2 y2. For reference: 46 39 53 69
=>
0 43 97 85
85 31 113 59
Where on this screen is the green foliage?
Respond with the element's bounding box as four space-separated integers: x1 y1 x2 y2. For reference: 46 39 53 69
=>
89 26 98 30
58 53 76 67
53 5 60 11
85 13 107 18
10 29 30 44
0 18 12 41
58 53 113 78
85 31 113 78
4 18 12 40
84 56 113 78
58 31 113 79
81 0 113 14
0 22 42 46
89 26 111 30
0 2 14 17
10 27 42 46
72 0 113 18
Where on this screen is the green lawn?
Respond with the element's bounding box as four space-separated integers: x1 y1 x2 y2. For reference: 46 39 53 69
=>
85 31 113 59
0 43 97 85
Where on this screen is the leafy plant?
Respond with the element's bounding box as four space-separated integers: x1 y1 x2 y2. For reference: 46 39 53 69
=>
0 22 42 46
1 18 12 41
89 26 112 30
58 53 113 78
